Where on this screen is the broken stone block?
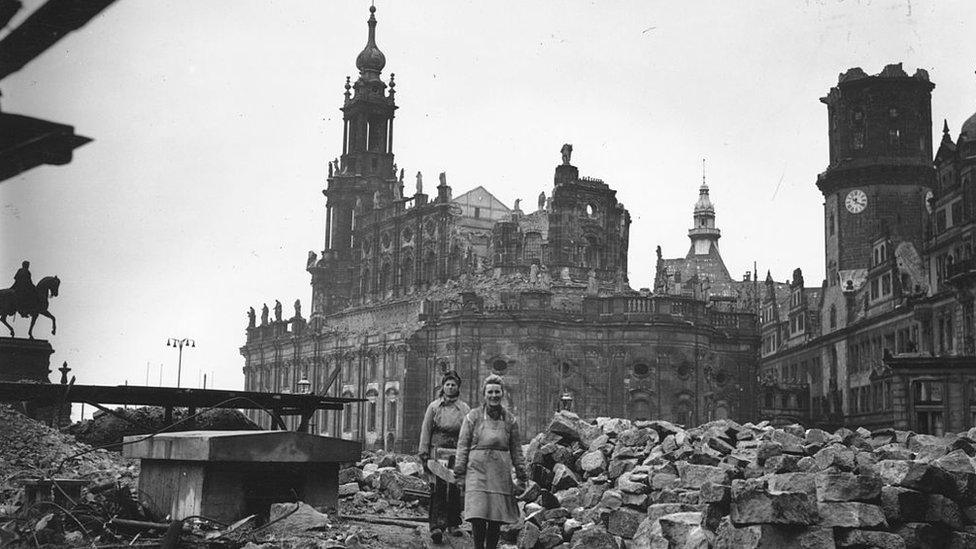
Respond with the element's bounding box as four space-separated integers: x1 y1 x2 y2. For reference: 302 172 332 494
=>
876 443 914 461
537 489 561 509
894 522 947 549
925 492 963 529
835 529 906 549
570 525 620 548
598 488 622 510
268 501 331 532
621 491 648 510
764 454 801 473
517 522 540 549
730 484 818 525
880 485 929 523
815 471 882 502
552 463 581 491
816 502 886 528
339 482 359 497
700 480 730 504
616 473 649 494
632 517 669 549
607 458 636 480
607 507 645 539
548 411 583 441
767 472 816 498
651 472 679 490
537 525 564 549
677 462 730 488
876 459 951 494
556 486 582 509
813 444 856 471
658 512 707 547
580 449 606 475
338 466 362 485
397 460 423 477
714 518 835 549
933 449 976 503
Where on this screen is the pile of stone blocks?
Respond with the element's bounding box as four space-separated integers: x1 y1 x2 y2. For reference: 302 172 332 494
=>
513 410 976 548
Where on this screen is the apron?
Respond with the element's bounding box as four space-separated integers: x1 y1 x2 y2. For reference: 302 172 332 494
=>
463 409 519 523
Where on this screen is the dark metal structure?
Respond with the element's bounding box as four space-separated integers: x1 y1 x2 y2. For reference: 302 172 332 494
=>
0 381 362 431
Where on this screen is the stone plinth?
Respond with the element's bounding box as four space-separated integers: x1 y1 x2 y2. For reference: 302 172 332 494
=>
123 430 362 523
0 338 53 382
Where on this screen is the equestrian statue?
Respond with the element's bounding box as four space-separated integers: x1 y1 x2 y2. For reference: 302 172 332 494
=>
0 261 60 339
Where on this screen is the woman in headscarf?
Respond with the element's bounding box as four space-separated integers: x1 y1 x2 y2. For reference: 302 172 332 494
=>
454 374 527 549
418 370 470 544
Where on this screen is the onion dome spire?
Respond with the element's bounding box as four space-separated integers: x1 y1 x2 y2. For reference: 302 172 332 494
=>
355 5 386 81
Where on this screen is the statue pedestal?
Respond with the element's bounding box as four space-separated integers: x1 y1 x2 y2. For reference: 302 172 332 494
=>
0 337 54 382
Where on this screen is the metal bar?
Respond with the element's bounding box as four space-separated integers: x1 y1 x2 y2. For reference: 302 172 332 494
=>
84 401 144 430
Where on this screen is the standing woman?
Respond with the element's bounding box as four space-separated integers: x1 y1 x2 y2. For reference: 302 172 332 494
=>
454 374 527 549
418 370 470 544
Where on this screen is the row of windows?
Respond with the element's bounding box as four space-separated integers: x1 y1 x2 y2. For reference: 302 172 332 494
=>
848 381 892 414
344 398 398 433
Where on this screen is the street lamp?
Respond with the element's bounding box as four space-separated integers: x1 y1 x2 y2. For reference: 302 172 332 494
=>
297 377 311 394
166 338 196 388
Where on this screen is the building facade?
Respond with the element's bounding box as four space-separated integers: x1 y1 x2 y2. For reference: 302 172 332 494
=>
759 63 976 435
240 7 761 450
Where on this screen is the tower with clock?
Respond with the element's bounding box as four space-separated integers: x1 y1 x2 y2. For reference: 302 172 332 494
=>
817 64 936 286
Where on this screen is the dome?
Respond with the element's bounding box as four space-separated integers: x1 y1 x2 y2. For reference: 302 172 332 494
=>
355 6 386 76
960 111 976 142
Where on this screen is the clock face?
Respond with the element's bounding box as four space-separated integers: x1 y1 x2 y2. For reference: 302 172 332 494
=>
845 189 867 214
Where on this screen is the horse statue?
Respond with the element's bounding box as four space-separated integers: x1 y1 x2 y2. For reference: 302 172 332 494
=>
0 276 60 339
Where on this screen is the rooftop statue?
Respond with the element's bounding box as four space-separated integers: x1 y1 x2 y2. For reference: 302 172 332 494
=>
261 303 269 325
538 192 546 210
274 300 283 322
0 261 60 339
561 143 573 165
294 299 302 319
247 307 256 328
416 171 423 195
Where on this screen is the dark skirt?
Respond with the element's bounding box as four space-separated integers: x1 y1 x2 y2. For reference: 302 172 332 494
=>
429 454 463 531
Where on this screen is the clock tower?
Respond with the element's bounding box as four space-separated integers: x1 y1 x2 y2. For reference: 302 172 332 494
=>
817 64 935 285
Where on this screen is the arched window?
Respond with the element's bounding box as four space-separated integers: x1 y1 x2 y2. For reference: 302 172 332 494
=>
829 305 837 329
361 267 370 296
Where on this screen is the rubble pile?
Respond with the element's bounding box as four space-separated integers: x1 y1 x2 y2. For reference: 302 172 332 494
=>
66 405 259 449
514 411 976 548
338 451 429 519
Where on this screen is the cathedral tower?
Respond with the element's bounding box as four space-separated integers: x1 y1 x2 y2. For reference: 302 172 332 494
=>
818 64 935 286
311 6 399 315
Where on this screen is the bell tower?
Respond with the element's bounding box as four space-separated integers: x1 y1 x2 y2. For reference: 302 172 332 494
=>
818 64 934 286
311 5 399 316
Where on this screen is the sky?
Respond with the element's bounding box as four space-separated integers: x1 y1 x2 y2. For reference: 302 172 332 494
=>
1 1 975 410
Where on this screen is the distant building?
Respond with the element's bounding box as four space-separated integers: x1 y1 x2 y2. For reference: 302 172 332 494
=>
240 7 760 450
759 63 976 435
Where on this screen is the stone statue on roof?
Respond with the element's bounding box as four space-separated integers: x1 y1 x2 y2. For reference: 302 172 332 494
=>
538 192 546 210
247 307 256 328
561 143 573 165
416 171 423 195
261 303 269 325
274 300 282 322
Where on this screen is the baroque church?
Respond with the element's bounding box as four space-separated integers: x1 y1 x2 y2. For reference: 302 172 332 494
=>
240 6 760 450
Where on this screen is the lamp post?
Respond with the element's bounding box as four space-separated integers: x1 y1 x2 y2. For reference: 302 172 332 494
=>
166 338 196 388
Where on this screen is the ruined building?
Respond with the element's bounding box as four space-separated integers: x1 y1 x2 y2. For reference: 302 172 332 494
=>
759 63 976 435
240 7 760 450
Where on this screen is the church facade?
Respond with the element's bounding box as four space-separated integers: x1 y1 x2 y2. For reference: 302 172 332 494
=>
239 7 761 450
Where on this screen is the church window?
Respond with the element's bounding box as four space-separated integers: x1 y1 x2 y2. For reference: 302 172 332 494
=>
368 401 377 432
586 204 596 217
361 268 370 295
889 107 899 118
881 273 892 296
633 363 650 377
914 380 943 404
870 279 879 300
400 255 414 288
387 398 397 430
474 207 481 219
829 305 837 329
371 157 378 172
492 359 508 373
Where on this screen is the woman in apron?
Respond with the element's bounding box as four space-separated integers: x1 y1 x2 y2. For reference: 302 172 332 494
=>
418 370 470 544
454 374 527 549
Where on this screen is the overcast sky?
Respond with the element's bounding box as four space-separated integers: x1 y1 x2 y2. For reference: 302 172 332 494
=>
2 1 974 403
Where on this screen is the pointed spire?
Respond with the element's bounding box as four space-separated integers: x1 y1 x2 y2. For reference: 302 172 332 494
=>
702 157 707 188
944 119 950 136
